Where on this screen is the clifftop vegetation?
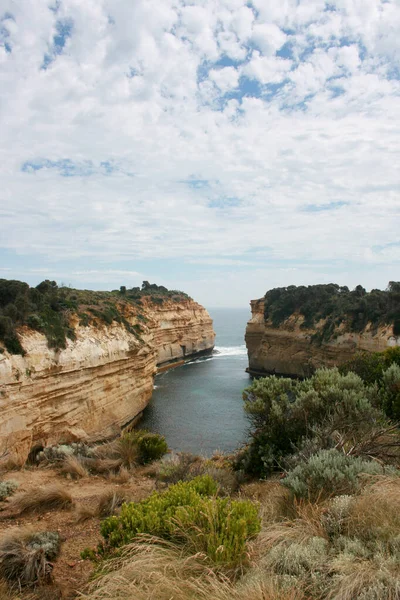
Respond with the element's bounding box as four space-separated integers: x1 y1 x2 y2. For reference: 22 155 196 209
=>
263 282 400 340
0 278 190 355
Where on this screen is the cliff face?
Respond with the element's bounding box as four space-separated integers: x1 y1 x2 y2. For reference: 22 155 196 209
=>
0 299 215 463
246 298 399 378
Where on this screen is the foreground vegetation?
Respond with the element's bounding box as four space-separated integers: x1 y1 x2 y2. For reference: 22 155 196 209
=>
0 278 190 354
1 350 400 599
263 281 400 341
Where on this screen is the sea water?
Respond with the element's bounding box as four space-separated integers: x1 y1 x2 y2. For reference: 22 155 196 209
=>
141 307 252 455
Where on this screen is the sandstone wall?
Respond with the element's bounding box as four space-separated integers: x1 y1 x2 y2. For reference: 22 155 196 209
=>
0 299 215 462
246 298 399 378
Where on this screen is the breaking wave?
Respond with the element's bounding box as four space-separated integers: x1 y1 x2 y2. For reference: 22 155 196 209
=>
213 345 247 357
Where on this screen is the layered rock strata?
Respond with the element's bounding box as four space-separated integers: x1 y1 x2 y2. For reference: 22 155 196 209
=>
0 299 215 463
246 298 399 378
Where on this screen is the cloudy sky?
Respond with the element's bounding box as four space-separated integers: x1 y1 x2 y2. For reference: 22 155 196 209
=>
0 0 399 308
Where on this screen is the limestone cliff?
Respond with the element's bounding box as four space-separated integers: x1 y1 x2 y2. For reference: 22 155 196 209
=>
246 298 399 378
0 298 215 463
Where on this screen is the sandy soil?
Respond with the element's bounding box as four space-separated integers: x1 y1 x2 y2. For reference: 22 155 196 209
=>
0 466 156 599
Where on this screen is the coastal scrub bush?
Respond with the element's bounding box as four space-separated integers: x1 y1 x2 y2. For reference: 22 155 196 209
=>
109 430 167 468
0 480 19 501
156 453 240 495
282 449 395 500
0 529 61 587
86 475 260 568
381 363 400 421
133 431 168 464
239 368 386 477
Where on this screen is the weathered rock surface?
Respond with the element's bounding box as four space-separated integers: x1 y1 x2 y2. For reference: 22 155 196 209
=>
246 298 399 378
0 299 215 463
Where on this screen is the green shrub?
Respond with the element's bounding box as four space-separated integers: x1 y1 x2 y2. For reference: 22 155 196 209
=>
381 363 400 421
282 449 396 500
116 430 167 466
157 453 240 495
0 480 19 501
95 475 259 568
134 431 168 463
239 368 385 477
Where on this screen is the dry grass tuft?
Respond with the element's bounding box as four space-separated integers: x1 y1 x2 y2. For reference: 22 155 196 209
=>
79 536 304 600
241 481 295 524
327 553 400 600
59 455 89 479
82 457 123 475
75 489 128 522
75 505 96 523
11 485 73 515
0 528 61 588
96 489 127 518
108 466 131 484
346 475 400 542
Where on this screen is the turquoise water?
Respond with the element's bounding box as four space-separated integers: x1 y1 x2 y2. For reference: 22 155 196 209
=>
141 308 252 455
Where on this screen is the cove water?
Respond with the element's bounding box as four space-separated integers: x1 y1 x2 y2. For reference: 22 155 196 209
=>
141 308 251 455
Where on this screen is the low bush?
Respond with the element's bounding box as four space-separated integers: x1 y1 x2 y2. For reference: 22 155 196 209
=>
11 485 73 515
239 368 386 477
0 529 61 587
282 449 397 501
0 480 18 501
156 453 240 495
381 363 400 421
134 431 168 464
85 475 260 569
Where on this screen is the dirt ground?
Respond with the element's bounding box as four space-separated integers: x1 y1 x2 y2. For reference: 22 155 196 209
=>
0 466 157 599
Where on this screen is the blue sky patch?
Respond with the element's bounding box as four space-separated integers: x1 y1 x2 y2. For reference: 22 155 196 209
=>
21 159 122 177
302 201 349 213
41 17 73 69
208 197 241 209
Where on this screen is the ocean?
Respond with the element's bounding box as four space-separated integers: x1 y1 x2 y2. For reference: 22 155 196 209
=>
140 307 252 455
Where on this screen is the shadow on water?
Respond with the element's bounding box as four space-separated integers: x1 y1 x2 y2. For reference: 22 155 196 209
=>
141 308 252 456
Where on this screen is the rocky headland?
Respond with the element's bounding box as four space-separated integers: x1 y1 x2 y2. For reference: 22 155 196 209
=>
246 283 400 378
0 281 215 463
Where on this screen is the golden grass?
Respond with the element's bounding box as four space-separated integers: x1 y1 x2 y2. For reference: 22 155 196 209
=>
59 455 89 479
327 554 400 600
108 466 131 484
11 485 73 515
0 528 61 588
75 489 129 522
347 475 400 542
79 537 304 600
97 489 127 517
240 480 295 524
82 457 123 474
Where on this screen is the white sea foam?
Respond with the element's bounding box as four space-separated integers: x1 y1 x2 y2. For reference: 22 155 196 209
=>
213 345 247 357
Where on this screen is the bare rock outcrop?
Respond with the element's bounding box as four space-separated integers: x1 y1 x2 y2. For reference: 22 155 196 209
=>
0 298 215 463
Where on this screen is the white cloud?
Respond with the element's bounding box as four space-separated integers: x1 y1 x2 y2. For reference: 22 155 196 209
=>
242 52 292 84
251 23 287 56
0 0 399 306
209 66 239 92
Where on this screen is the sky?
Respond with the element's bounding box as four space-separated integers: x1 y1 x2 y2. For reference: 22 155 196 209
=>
0 0 399 308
